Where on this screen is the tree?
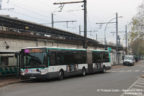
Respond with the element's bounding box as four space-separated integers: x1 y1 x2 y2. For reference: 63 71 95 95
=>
129 1 144 56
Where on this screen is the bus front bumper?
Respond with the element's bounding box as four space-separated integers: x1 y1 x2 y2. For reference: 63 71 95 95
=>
21 72 58 80
21 74 47 80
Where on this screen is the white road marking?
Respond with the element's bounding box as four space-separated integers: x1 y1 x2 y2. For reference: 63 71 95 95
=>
136 82 144 85
120 78 144 96
134 85 144 88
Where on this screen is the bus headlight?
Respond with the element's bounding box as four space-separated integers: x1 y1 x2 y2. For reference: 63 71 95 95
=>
40 69 47 75
21 71 25 76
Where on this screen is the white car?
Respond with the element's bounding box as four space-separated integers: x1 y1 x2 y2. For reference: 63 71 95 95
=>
123 55 135 66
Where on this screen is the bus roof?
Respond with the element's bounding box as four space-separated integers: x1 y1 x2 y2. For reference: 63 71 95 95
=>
22 46 86 51
22 47 109 52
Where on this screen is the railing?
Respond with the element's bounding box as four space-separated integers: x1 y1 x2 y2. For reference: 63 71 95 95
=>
0 66 17 76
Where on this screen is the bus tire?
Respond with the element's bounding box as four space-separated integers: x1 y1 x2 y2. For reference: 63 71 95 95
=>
58 70 64 80
82 68 86 76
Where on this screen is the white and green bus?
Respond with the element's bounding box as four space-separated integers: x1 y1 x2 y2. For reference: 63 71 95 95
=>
19 47 111 80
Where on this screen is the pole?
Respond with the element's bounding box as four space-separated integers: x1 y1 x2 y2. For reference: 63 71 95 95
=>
0 0 2 10
66 21 68 29
125 25 128 54
116 12 119 65
83 0 87 49
96 33 97 41
79 25 81 35
104 31 107 49
51 13 54 28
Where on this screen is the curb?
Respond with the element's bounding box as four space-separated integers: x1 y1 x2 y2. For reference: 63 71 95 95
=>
0 79 21 88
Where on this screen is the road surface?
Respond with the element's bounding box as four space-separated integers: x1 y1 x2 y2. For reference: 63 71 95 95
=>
1 61 144 96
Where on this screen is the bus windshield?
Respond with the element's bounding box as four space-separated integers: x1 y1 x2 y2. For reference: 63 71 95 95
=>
21 52 47 68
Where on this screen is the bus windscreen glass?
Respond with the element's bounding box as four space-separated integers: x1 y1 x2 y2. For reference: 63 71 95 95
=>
21 49 47 68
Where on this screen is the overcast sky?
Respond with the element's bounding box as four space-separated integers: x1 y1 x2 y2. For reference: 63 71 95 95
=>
0 0 143 45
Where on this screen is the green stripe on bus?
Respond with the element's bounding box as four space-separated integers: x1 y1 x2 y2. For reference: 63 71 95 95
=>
21 68 45 70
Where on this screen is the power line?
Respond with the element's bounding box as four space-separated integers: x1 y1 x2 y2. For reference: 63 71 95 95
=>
53 20 77 29
11 11 49 23
0 0 14 10
11 3 50 18
53 0 87 49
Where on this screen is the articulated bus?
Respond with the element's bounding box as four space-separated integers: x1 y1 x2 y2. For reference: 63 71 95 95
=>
19 47 111 80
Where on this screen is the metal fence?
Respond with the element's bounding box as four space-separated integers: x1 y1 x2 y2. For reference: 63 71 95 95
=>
0 66 17 76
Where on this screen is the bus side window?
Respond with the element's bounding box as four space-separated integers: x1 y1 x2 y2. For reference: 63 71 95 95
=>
99 53 102 62
43 53 48 67
56 51 64 65
92 52 96 63
103 52 109 62
97 52 102 63
63 51 72 64
50 52 56 66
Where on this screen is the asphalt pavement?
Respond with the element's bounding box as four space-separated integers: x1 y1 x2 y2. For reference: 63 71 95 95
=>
1 61 144 96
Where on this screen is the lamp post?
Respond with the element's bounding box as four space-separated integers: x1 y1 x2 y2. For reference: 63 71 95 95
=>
115 13 123 65
51 13 54 28
125 25 128 54
116 13 119 64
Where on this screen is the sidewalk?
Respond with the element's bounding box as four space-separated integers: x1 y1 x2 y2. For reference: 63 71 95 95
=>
112 64 126 69
112 60 143 69
0 77 21 88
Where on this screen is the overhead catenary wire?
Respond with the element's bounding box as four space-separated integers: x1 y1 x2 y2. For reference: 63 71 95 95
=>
10 11 49 23
9 0 82 33
0 0 51 23
9 1 51 18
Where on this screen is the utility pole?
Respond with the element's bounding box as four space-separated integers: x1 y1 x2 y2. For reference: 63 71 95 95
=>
116 12 119 65
96 33 97 40
83 0 87 48
51 13 54 28
0 0 14 11
0 0 2 10
125 25 128 54
79 25 81 35
54 0 87 49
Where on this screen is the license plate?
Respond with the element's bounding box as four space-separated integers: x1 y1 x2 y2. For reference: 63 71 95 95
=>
30 76 36 79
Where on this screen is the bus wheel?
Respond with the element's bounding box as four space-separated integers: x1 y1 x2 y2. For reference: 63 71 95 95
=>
82 68 86 76
58 70 64 80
